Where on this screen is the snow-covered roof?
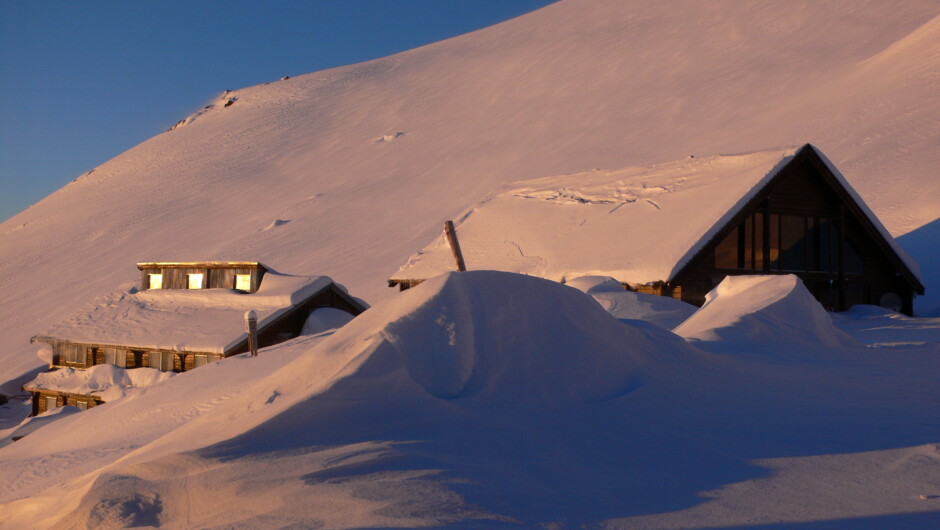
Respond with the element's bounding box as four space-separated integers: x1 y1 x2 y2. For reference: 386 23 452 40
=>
34 273 335 354
391 145 921 286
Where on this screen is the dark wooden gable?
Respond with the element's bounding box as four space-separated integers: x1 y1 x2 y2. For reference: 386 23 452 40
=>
670 145 923 315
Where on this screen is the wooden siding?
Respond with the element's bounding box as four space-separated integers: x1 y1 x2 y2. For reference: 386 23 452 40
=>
26 388 104 416
138 262 267 293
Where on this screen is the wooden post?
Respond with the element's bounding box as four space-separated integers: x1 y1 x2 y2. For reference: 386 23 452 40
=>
245 310 258 356
443 220 467 272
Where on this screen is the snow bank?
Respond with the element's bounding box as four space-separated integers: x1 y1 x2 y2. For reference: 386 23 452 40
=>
0 406 81 449
675 275 859 350
301 307 355 335
25 364 174 402
355 271 696 404
566 275 697 330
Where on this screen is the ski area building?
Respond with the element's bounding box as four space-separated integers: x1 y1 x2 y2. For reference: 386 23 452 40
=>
389 144 923 315
25 262 366 415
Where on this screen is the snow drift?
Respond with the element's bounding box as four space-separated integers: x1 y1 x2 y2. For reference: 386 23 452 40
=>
2 273 938 528
374 271 694 403
675 275 859 350
24 364 173 403
0 270 700 527
566 275 697 330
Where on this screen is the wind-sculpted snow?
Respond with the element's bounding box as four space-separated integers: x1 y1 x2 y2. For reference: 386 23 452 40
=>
378 271 691 403
1 271 938 528
565 275 697 330
675 275 860 351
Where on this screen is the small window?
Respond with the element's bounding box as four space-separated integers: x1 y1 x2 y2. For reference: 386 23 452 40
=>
188 273 205 289
102 347 126 368
44 396 58 412
148 273 163 289
193 354 209 368
76 401 88 411
148 351 174 371
235 274 251 292
62 344 85 364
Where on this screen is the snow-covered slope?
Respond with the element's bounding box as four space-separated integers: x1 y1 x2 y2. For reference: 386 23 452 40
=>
1 271 937 528
0 0 938 404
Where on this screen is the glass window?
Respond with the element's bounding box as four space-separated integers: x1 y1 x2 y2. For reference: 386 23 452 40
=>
780 215 807 271
188 273 204 289
714 226 739 269
76 401 88 411
768 214 780 270
102 347 126 368
194 354 209 368
754 213 764 270
148 274 163 289
62 344 85 364
845 240 864 274
818 218 833 272
148 351 173 371
235 274 251 292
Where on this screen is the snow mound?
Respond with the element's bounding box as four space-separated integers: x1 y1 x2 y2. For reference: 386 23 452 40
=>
26 364 174 402
674 275 859 350
340 271 695 405
301 307 354 335
566 276 698 330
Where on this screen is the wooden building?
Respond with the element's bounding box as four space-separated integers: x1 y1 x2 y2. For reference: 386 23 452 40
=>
25 263 367 415
22 387 103 416
389 144 923 315
138 261 267 293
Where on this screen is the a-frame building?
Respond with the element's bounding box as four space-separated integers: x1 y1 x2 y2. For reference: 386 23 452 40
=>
389 144 924 315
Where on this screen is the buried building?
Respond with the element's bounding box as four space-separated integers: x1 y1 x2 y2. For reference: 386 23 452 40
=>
389 144 923 315
25 262 366 415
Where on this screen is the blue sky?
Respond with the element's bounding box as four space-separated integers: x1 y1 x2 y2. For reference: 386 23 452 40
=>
0 0 554 222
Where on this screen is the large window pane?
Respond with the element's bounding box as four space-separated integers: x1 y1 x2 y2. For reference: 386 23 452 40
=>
768 214 780 270
714 227 739 269
818 218 833 272
148 274 163 289
845 240 864 274
754 213 764 270
743 215 754 269
780 215 807 271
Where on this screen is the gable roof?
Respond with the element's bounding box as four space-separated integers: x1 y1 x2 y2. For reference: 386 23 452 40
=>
32 273 338 354
391 144 922 289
